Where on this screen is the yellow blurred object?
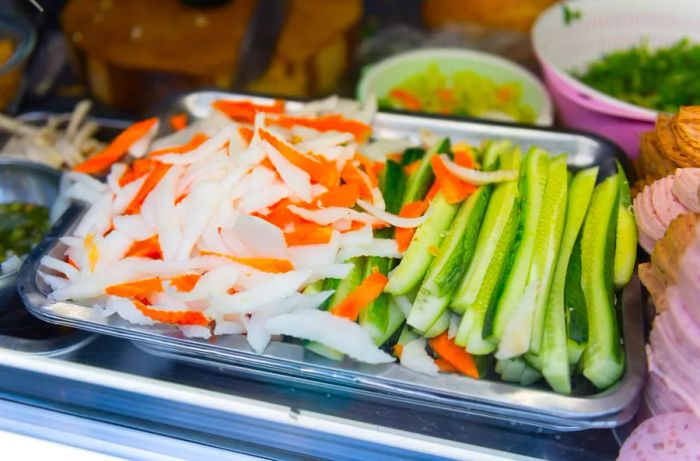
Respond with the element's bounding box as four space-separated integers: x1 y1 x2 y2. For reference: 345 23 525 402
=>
62 0 360 112
0 38 21 111
424 0 558 32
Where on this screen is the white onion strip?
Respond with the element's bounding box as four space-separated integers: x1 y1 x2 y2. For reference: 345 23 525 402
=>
439 154 518 185
356 199 429 228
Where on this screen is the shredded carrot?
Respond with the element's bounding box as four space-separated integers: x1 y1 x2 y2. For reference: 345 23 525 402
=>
284 223 334 246
66 256 79 269
404 160 421 176
424 182 441 203
373 161 385 177
389 88 422 111
169 113 187 131
125 162 171 215
260 156 277 172
238 126 254 144
453 147 475 168
429 245 440 257
73 118 158 174
200 250 294 273
125 235 162 259
106 277 163 299
355 153 379 187
386 153 403 163
340 161 373 200
133 299 209 326
119 158 155 186
395 201 427 252
429 332 479 379
169 274 201 292
435 358 457 373
258 199 304 231
271 114 371 142
330 272 389 321
213 99 285 124
316 183 360 208
259 128 340 188
431 156 476 204
148 133 208 157
393 344 404 359
84 233 99 272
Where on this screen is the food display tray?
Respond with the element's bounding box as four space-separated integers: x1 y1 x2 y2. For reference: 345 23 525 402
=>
18 91 645 431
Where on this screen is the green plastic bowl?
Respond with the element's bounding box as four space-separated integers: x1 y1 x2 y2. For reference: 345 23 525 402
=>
357 48 553 126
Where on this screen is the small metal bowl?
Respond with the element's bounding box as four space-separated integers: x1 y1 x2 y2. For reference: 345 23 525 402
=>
0 158 61 306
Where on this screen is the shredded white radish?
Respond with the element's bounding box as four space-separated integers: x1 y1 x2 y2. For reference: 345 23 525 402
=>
231 214 289 260
438 154 518 185
264 140 312 202
400 338 438 376
287 205 378 226
339 224 373 247
337 239 400 261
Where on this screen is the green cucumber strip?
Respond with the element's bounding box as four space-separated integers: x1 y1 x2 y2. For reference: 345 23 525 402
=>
317 278 341 310
302 280 324 295
382 159 407 216
566 236 588 344
408 187 490 331
400 147 425 166
499 358 527 382
360 257 392 335
402 138 450 205
397 325 419 345
328 257 366 307
422 308 450 338
304 341 344 361
456 204 520 354
567 338 585 366
489 147 550 341
520 363 543 386
528 154 569 355
581 174 625 389
613 160 637 289
385 193 459 295
451 146 521 313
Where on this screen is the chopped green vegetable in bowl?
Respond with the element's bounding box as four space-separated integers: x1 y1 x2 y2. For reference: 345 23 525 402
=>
0 202 49 263
378 64 536 124
572 39 700 113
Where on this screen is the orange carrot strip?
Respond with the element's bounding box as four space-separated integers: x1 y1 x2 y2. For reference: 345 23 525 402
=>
238 126 254 144
169 274 201 292
105 277 163 298
213 99 284 124
200 250 294 273
395 201 427 252
316 183 360 208
125 162 171 215
430 156 477 205
330 272 389 321
388 88 422 111
373 161 385 177
119 158 155 187
386 153 403 163
341 161 373 200
74 118 158 174
393 344 404 359
271 114 371 142
429 331 480 379
355 153 379 187
404 160 421 176
125 235 162 259
133 299 209 326
259 128 340 188
284 223 334 246
453 147 475 168
148 133 208 157
435 358 458 373
66 256 79 269
169 113 187 131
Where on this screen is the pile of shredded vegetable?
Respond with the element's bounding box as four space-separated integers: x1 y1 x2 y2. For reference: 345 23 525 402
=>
40 97 501 369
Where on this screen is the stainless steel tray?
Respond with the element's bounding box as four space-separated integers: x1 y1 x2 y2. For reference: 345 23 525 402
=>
18 91 645 431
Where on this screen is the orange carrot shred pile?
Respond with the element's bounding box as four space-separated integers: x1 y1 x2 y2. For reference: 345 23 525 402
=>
169 274 201 292
105 277 164 299
125 235 162 259
341 161 373 200
169 113 187 131
395 201 427 252
330 272 389 321
355 153 379 187
133 299 209 326
119 158 155 187
284 223 334 246
429 332 480 379
431 155 477 204
74 117 158 174
125 162 171 215
213 99 284 124
316 183 360 208
404 160 421 176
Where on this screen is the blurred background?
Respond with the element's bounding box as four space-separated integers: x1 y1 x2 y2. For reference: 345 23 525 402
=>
0 0 555 117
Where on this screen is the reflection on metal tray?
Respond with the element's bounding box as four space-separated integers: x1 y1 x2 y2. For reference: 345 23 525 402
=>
18 92 645 431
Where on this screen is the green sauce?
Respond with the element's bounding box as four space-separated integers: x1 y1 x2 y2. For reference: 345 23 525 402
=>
0 202 50 261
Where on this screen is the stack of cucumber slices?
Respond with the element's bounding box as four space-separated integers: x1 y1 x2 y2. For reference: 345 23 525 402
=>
309 138 638 395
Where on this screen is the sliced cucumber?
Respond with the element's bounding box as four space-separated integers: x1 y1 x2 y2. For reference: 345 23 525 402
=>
540 167 597 393
520 364 543 386
382 159 407 216
581 174 624 389
385 193 459 295
455 204 520 354
528 154 569 355
613 161 637 289
397 325 419 346
451 146 521 313
498 357 527 382
400 147 425 166
359 257 392 335
304 341 344 361
489 147 550 341
423 308 450 338
566 236 588 346
402 138 450 205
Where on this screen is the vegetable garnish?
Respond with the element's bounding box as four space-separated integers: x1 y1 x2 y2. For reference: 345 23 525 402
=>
200 250 295 273
213 99 285 124
124 235 162 259
169 273 201 292
73 118 159 174
316 184 360 208
330 271 389 321
169 113 188 131
429 331 479 379
431 155 477 204
125 162 171 215
105 278 164 299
